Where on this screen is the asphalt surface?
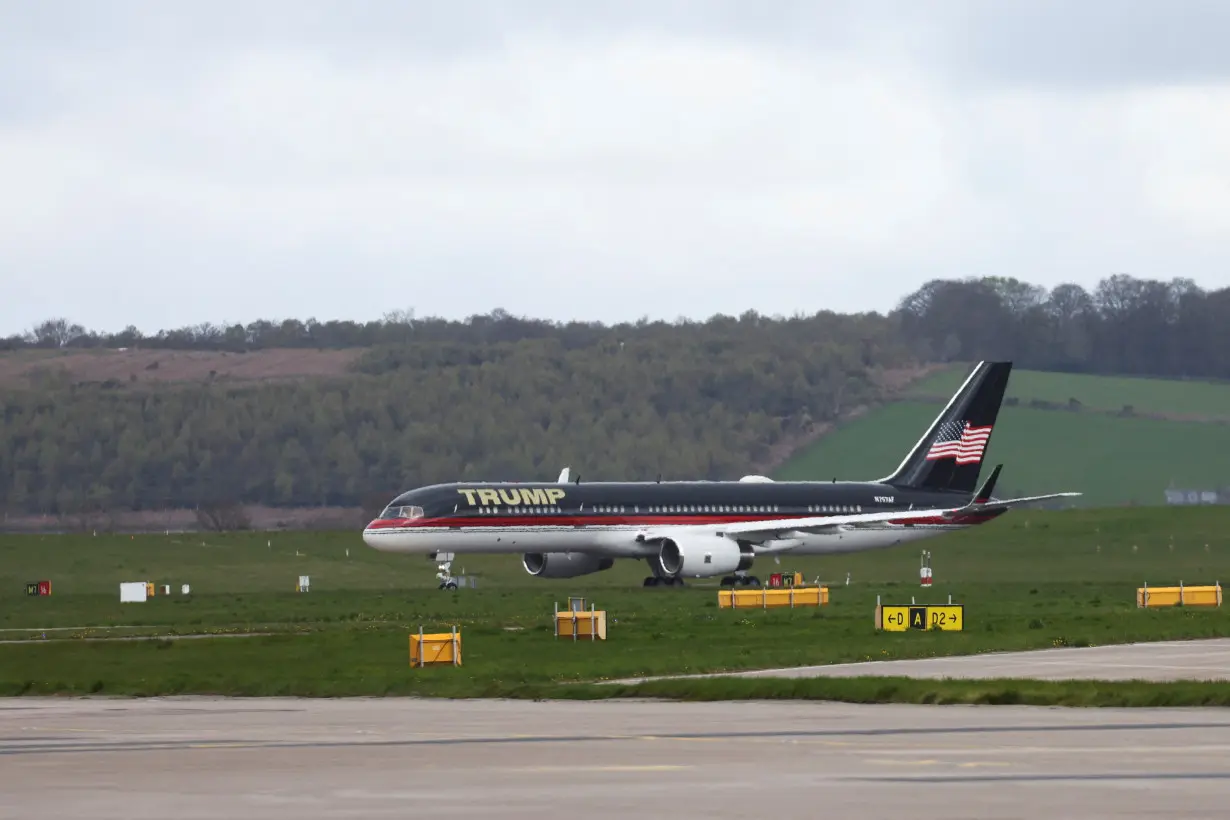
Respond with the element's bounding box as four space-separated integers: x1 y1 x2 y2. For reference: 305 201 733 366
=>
612 638 1230 683
4 696 1230 818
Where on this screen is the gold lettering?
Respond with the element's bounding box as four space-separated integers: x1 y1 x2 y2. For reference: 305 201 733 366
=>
520 488 549 505
461 486 567 506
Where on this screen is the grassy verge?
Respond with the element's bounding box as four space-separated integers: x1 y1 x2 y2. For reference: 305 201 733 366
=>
555 677 1230 708
8 647 1230 709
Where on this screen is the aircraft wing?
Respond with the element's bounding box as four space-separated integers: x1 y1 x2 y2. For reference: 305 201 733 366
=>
635 490 1081 552
636 506 959 548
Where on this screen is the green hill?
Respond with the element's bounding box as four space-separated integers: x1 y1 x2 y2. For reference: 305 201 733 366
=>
907 366 1230 420
773 402 1230 507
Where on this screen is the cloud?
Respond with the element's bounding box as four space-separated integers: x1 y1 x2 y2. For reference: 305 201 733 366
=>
2 1 1230 335
933 0 1230 90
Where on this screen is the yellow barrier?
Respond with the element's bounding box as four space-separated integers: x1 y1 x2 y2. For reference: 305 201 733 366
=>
555 609 608 640
409 626 462 667
718 586 829 609
555 598 607 640
1137 582 1222 608
874 603 964 631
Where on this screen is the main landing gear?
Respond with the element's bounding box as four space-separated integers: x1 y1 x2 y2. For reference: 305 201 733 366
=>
642 557 686 587
639 560 761 587
643 575 686 587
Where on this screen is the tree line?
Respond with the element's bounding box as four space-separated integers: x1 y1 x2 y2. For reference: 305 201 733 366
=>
7 272 1229 380
0 313 910 516
895 274 1230 379
3 271 1228 519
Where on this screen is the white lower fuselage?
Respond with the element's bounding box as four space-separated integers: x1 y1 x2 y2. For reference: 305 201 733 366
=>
362 520 967 560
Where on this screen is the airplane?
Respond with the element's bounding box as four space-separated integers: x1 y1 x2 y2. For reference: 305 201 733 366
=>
362 361 1080 588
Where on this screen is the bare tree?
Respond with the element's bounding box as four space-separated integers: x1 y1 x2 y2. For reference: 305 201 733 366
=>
195 501 252 532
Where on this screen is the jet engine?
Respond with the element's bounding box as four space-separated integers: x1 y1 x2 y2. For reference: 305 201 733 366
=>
654 535 754 579
522 552 615 579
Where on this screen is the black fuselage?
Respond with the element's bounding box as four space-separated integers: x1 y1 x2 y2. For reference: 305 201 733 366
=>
379 479 970 526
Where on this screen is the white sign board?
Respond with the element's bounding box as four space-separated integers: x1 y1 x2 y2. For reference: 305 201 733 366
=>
120 582 147 603
298 575 310 592
181 584 190 595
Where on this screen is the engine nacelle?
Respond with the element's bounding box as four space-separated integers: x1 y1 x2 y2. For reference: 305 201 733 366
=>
522 552 615 579
654 535 754 579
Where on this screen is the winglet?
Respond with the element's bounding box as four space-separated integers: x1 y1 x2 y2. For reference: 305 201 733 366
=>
974 464 1002 503
557 467 570 483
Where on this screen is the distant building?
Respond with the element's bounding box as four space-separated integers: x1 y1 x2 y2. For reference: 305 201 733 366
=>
1164 488 1224 505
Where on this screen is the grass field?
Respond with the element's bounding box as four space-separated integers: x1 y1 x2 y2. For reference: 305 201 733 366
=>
774 404 1230 506
775 363 1230 506
905 365 1230 419
3 506 1230 701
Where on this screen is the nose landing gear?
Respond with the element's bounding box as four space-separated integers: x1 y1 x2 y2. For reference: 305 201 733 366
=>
432 552 458 590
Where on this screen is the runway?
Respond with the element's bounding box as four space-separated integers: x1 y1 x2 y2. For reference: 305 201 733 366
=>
613 638 1230 684
4 696 1230 818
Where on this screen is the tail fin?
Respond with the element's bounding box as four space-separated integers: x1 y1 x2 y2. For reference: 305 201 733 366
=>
878 361 1011 495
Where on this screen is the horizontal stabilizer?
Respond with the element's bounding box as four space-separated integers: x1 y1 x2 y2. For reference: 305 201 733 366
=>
955 491 1082 514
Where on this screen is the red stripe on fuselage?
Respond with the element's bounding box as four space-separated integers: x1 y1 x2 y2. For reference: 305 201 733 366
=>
365 510 1006 530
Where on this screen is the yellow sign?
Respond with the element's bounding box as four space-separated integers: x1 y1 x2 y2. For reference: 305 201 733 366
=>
457 487 566 506
879 605 912 631
876 604 963 631
926 605 963 631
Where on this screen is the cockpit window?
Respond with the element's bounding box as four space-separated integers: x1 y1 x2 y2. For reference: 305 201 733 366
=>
381 505 424 520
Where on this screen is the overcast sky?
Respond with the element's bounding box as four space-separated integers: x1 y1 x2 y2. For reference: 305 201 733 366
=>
3 0 1230 335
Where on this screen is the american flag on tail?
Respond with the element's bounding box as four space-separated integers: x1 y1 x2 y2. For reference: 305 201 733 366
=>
924 420 992 464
